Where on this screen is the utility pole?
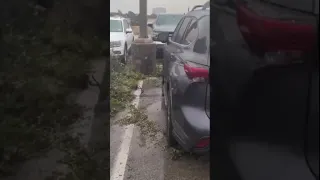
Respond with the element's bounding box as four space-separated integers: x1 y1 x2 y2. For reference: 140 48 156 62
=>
139 0 148 38
131 0 156 76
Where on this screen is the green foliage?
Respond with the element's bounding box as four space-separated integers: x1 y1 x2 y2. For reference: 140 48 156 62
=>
0 1 108 177
110 58 144 117
116 106 159 140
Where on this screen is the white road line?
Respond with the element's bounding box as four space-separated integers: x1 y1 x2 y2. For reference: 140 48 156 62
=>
110 80 144 180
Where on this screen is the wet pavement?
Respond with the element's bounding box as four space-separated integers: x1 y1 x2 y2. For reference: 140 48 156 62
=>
110 78 210 180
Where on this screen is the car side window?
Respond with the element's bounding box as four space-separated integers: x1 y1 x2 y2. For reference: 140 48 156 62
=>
181 18 198 45
171 17 185 42
173 17 192 43
193 16 210 54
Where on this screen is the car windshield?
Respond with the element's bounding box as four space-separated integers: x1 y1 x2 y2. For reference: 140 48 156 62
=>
155 14 183 26
110 20 123 32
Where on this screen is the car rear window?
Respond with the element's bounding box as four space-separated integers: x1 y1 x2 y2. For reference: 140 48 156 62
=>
215 0 318 15
238 0 318 28
196 16 210 55
244 0 319 15
155 14 183 26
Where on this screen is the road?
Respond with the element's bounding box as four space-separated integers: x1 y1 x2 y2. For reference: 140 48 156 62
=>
110 78 210 180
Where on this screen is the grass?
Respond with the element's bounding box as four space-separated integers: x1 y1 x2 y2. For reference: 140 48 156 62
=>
110 60 145 117
0 1 109 179
115 106 159 142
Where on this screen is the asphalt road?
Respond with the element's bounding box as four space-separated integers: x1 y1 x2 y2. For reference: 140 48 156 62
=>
110 78 210 180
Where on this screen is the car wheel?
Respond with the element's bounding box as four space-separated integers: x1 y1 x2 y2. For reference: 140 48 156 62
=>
128 46 132 56
121 45 127 64
161 81 167 109
161 76 164 97
166 90 177 147
161 87 166 110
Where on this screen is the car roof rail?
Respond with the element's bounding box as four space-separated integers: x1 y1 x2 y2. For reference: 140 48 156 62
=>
191 5 203 11
202 1 210 10
191 1 210 11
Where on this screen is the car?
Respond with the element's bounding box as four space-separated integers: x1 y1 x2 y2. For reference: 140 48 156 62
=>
150 13 184 42
149 13 184 58
110 16 134 64
161 2 210 154
210 0 318 180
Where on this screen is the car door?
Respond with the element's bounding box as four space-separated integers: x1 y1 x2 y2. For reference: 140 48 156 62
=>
163 17 191 87
176 16 210 125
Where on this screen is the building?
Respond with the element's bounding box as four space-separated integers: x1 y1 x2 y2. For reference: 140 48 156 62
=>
152 7 166 15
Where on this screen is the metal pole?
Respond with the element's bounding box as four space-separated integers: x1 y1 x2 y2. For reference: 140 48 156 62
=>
139 0 148 38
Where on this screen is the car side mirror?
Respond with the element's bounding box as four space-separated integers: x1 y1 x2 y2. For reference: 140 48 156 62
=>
158 32 169 43
126 28 132 34
147 23 153 29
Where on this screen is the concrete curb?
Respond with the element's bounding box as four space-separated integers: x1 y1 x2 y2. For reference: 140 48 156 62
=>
110 80 144 180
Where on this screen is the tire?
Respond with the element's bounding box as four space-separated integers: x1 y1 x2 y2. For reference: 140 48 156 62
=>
166 90 177 147
161 77 165 97
161 88 165 110
127 46 132 56
121 45 127 64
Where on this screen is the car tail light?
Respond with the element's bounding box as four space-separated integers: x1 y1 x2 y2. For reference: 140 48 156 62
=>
236 1 317 63
195 137 210 148
184 64 209 80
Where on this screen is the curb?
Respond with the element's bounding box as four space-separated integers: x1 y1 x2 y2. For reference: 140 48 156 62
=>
110 80 144 180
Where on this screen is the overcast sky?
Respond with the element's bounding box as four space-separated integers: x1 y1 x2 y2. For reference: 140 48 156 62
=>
110 0 208 14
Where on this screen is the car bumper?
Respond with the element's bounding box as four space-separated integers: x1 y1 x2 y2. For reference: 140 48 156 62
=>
172 106 210 154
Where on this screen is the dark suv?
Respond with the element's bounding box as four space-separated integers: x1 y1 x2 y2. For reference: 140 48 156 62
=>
162 2 210 153
210 0 318 180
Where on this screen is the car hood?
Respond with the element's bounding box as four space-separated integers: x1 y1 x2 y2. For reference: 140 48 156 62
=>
110 32 125 42
153 25 177 32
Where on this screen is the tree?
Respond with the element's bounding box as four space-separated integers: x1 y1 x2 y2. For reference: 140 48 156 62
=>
127 11 138 25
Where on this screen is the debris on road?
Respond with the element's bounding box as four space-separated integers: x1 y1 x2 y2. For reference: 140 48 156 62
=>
116 106 160 144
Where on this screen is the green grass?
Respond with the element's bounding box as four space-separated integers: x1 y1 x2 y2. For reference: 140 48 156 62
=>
110 62 144 117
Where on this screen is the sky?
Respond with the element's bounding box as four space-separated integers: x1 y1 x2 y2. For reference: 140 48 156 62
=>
110 0 208 14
